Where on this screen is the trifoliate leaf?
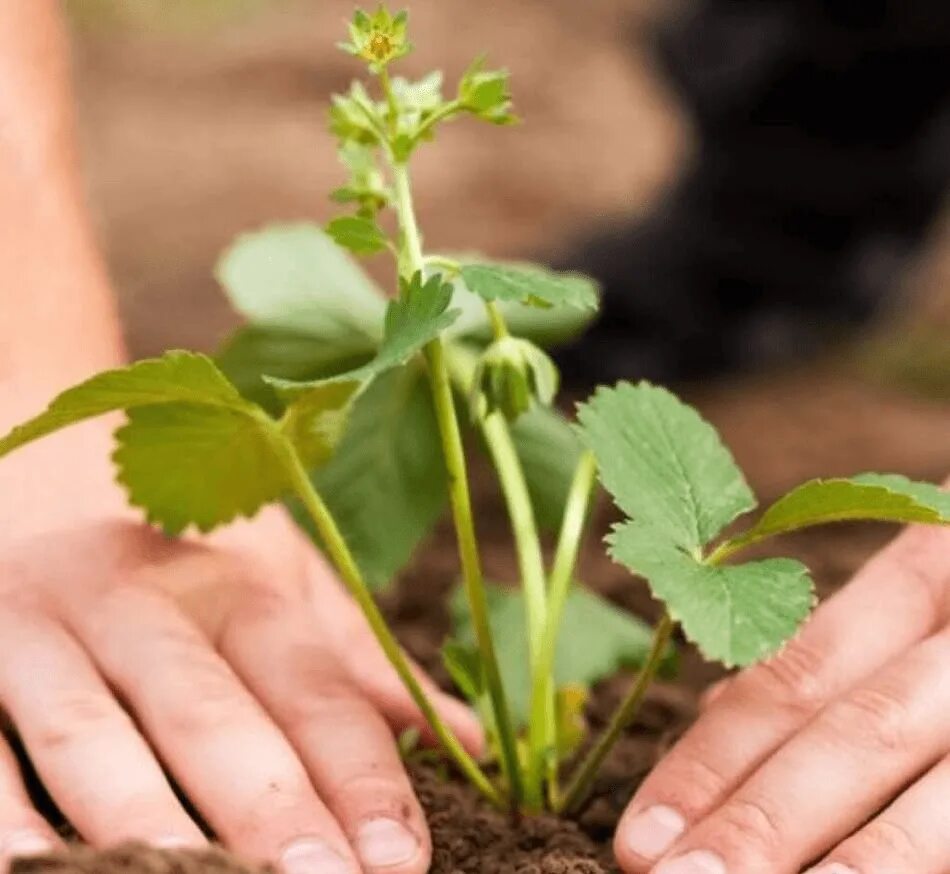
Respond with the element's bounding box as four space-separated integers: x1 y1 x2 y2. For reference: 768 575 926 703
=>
298 368 448 588
451 583 667 724
325 216 390 256
265 272 458 401
0 351 254 457
460 262 599 312
215 223 385 346
610 521 815 668
576 382 756 551
723 475 950 552
509 406 585 531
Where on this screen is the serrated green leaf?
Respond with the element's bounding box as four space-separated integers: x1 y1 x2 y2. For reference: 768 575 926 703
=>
325 215 390 255
460 262 599 312
296 368 447 588
724 475 950 552
215 223 385 345
0 352 254 457
610 521 815 668
266 272 458 401
577 382 757 551
451 583 666 724
114 403 289 535
509 406 584 531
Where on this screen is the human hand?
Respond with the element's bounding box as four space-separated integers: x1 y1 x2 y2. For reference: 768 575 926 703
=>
0 416 480 874
615 504 950 874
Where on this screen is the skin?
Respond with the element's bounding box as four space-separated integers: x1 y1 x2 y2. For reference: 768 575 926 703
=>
0 3 481 873
616 514 950 874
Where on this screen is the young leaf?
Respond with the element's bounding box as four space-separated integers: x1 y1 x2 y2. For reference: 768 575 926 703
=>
723 474 950 551
325 216 390 256
576 382 757 552
451 583 669 724
460 262 599 312
266 272 459 401
509 406 584 531
215 223 385 346
279 381 363 471
297 369 447 588
610 521 815 668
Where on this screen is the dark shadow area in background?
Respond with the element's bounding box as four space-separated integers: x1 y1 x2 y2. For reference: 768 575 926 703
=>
558 0 950 385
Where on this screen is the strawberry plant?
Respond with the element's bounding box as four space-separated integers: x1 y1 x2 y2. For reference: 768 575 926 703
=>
3 5 948 820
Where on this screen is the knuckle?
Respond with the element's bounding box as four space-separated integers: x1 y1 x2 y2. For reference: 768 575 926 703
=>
855 819 920 863
744 637 830 718
714 795 785 859
645 753 732 817
824 685 912 753
285 681 371 733
33 690 125 751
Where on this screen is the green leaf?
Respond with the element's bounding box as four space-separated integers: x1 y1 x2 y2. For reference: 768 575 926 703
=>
325 215 390 256
451 583 666 724
725 475 950 551
0 351 254 457
114 403 290 535
460 262 599 312
509 406 584 531
215 326 375 414
279 381 362 471
0 351 359 536
266 272 458 401
215 223 385 345
576 381 757 551
299 368 447 588
610 521 815 668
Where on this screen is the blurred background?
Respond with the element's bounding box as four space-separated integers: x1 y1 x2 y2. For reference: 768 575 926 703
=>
65 0 949 504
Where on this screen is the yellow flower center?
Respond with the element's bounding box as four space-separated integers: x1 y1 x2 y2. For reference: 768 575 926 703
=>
368 33 394 61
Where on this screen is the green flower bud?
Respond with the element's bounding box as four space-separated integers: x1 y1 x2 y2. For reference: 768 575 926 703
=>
458 56 516 126
470 336 559 423
338 6 412 72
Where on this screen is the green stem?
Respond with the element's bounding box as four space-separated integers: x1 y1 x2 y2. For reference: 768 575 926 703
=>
275 433 503 807
558 613 675 815
481 410 549 808
535 450 598 806
391 160 524 807
486 301 509 339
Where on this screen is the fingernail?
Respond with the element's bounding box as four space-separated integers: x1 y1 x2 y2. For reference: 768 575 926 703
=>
624 805 686 859
356 818 420 868
2 832 55 858
806 865 859 874
281 838 352 874
655 849 727 874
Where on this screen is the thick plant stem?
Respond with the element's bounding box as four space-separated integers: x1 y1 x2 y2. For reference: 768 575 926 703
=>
392 160 524 806
276 435 503 808
558 613 675 815
534 450 598 806
481 410 549 808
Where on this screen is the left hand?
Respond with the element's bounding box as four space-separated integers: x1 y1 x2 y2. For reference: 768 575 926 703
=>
614 517 950 874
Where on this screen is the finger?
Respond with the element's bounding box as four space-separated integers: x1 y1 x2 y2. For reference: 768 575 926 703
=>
808 755 950 874
0 733 60 867
616 523 950 869
221 598 431 874
699 678 732 712
646 624 950 874
0 609 205 848
64 587 361 874
305 560 484 756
